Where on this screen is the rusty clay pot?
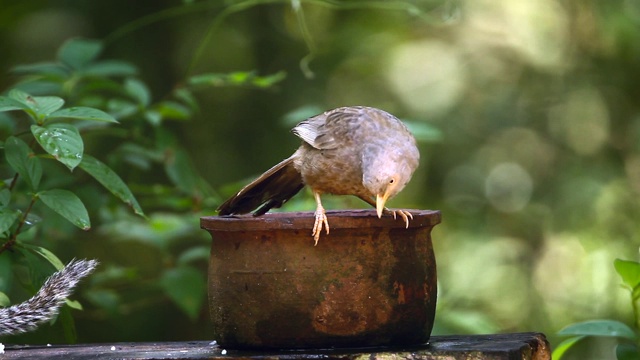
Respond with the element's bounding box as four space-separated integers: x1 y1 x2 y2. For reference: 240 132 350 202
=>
200 209 441 350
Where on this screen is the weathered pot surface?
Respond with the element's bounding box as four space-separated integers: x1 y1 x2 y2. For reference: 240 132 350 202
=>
201 209 441 350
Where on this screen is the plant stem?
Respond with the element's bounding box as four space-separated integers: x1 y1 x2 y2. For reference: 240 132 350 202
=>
0 195 37 254
8 173 19 191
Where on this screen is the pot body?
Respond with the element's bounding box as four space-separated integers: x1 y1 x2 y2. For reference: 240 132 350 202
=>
201 209 440 350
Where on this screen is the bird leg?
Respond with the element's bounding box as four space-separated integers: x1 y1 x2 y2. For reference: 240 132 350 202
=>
312 192 329 245
389 209 413 228
357 196 413 228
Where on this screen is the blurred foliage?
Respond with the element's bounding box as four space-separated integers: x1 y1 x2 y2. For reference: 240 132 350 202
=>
554 259 640 359
0 0 637 357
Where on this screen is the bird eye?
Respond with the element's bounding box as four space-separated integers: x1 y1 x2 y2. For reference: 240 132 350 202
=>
389 179 395 184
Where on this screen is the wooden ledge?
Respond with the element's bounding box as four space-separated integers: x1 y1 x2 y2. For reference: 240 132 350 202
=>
2 332 550 359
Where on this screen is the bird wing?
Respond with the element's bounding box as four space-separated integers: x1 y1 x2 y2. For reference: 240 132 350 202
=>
217 156 304 215
292 107 365 150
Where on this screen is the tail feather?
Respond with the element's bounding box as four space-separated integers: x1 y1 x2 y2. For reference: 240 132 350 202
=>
217 156 304 215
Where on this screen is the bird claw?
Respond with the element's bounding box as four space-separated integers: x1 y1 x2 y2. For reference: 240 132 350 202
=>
386 209 413 228
312 209 329 245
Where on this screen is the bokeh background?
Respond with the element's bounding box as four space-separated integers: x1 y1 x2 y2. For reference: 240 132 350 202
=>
1 0 640 358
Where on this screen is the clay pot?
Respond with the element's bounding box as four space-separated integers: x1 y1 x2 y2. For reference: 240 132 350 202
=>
200 209 441 350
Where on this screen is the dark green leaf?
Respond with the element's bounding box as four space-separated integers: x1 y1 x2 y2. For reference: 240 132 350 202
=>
4 136 42 191
57 38 103 69
615 259 640 291
159 266 205 321
49 107 118 123
551 336 584 360
125 78 150 106
617 343 640 360
0 189 10 207
165 147 200 195
177 246 210 266
11 62 69 77
31 123 84 170
172 88 199 112
81 60 138 77
0 208 20 234
85 289 121 314
0 254 11 293
558 320 636 340
107 99 139 119
79 155 144 216
37 189 90 230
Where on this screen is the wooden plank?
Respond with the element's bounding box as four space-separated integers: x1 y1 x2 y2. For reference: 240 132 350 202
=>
1 332 550 360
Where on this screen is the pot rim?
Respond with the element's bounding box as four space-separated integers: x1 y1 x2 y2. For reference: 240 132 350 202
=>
201 209 441 231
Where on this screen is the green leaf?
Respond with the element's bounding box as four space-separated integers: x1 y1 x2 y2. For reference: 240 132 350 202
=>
57 38 103 69
37 189 90 230
558 320 637 340
32 96 65 119
153 101 191 121
65 298 83 311
0 96 28 112
79 155 144 216
8 88 34 105
251 70 287 88
551 336 584 360
81 60 138 77
187 71 286 89
0 291 10 307
615 259 640 291
159 266 206 321
7 90 65 123
31 123 84 170
4 136 43 191
125 78 150 107
49 107 118 123
404 120 444 143
0 208 20 234
18 243 66 270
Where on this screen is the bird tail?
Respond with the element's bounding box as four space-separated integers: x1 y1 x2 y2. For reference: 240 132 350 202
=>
217 156 304 216
0 259 98 336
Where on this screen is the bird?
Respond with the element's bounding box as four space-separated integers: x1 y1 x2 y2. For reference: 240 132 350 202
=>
217 106 420 245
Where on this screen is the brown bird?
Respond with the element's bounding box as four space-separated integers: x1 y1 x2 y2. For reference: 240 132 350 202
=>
217 106 420 245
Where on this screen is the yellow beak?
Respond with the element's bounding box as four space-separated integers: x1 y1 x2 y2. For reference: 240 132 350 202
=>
376 192 390 218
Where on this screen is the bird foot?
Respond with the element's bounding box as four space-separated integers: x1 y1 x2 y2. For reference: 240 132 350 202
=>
312 209 329 245
385 209 413 228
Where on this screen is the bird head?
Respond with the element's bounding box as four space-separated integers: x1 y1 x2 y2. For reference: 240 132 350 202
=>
362 157 417 218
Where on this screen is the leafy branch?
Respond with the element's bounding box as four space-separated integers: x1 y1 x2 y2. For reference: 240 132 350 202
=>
0 89 143 255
